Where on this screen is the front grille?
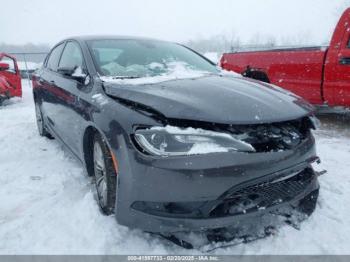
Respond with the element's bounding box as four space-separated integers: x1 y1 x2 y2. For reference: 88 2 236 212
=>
132 168 316 219
209 169 315 217
227 117 312 152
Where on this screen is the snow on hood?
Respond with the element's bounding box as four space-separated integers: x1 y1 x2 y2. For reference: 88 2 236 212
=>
218 67 242 77
100 61 216 85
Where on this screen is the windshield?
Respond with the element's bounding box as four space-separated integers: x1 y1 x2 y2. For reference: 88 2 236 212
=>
88 39 218 78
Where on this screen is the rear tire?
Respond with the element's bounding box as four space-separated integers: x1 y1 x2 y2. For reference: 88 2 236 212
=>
242 67 270 83
93 133 117 215
34 102 53 139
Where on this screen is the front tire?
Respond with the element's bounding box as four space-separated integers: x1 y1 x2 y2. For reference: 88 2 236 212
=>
34 102 53 138
93 133 117 215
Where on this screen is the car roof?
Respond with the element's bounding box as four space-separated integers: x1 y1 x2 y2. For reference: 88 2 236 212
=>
65 35 169 43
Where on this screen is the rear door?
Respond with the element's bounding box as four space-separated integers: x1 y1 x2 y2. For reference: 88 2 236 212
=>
39 42 66 134
0 55 22 97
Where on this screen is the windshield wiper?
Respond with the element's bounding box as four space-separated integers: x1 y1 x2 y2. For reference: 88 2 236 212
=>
111 76 142 79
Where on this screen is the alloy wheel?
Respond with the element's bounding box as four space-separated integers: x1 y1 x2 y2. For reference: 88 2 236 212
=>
93 141 108 208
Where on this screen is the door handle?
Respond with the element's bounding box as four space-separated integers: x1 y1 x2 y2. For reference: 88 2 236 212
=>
339 57 350 65
50 80 56 85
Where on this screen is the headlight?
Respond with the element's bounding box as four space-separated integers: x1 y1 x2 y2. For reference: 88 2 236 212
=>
134 126 255 156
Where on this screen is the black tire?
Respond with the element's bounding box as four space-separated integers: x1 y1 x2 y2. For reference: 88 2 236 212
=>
34 102 53 139
93 133 117 215
242 67 270 83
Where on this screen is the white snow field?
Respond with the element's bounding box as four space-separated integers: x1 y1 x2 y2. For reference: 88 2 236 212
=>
0 80 349 254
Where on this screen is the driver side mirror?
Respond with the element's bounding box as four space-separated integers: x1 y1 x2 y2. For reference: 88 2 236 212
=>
0 62 10 71
57 66 89 85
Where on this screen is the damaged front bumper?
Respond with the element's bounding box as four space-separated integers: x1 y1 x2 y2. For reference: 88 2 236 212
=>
158 188 319 250
115 131 319 233
128 166 319 233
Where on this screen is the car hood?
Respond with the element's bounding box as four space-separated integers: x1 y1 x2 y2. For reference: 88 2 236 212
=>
103 75 314 124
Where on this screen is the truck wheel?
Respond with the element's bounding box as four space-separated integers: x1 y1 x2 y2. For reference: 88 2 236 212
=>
93 133 117 215
243 67 270 83
34 102 53 139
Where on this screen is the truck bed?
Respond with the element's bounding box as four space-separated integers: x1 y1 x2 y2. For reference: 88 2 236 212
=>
221 47 328 105
230 46 327 53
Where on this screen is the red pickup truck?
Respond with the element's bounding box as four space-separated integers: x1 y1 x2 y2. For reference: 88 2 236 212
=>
220 8 350 111
0 53 22 105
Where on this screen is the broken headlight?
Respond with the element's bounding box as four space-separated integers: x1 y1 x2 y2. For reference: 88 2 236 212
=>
134 126 255 156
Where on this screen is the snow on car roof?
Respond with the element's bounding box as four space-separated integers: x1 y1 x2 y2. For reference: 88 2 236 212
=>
68 35 167 43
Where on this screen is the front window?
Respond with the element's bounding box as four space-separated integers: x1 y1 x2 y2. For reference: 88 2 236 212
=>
59 42 84 69
88 39 218 78
46 43 65 71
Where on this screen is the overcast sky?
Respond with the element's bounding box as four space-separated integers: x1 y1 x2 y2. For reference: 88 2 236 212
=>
1 0 349 46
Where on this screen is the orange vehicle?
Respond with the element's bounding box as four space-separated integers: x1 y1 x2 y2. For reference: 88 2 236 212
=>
0 53 22 104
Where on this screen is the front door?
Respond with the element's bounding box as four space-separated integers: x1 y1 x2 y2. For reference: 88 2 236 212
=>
53 41 90 156
323 9 350 106
0 54 22 98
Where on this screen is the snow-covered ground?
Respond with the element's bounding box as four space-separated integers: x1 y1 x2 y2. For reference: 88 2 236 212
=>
0 80 349 254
